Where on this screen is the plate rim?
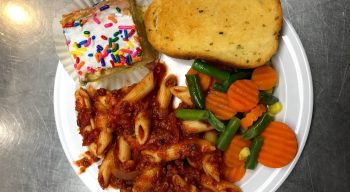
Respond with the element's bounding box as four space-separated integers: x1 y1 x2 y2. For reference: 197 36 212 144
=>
267 18 314 192
53 18 314 192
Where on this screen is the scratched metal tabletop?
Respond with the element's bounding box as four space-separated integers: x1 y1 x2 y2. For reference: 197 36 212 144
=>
0 0 349 191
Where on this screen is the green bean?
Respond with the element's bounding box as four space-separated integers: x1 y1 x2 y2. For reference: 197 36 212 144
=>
242 112 274 140
207 112 226 132
259 92 279 105
213 70 252 92
217 117 241 150
213 83 227 92
186 74 205 109
191 60 230 81
175 109 209 120
245 137 263 170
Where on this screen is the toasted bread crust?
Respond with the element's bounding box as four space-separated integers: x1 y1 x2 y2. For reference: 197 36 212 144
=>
145 0 283 68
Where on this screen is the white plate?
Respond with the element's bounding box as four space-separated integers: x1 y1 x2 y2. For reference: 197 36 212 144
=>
54 19 313 192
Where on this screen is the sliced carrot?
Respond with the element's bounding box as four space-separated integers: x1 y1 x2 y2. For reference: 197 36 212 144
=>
205 90 237 120
258 121 298 168
227 80 259 112
240 104 267 130
224 135 251 168
251 65 278 90
223 164 246 182
187 68 212 91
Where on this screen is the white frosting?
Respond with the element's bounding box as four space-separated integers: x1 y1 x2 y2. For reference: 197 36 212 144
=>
63 4 142 77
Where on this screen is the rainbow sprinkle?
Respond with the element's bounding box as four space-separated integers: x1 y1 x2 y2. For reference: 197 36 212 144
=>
108 15 117 23
100 5 109 11
104 23 113 28
93 17 101 24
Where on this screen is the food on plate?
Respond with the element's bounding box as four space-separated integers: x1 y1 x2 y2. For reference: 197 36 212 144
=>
144 0 283 68
227 80 260 112
251 65 278 90
258 121 298 168
74 59 298 191
240 104 267 130
205 90 237 120
75 62 240 191
223 164 246 183
60 0 157 83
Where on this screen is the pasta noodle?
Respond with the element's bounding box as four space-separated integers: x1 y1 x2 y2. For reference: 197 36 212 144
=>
122 71 155 102
202 154 220 182
142 139 215 163
118 136 131 163
172 175 198 192
132 166 161 192
182 120 214 134
157 75 177 109
98 147 115 188
170 86 194 106
200 174 241 192
134 110 151 145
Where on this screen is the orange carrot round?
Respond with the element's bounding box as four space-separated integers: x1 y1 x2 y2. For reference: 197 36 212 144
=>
223 164 246 182
258 121 298 168
227 80 259 112
224 135 251 168
240 104 267 130
251 65 278 90
187 68 212 91
206 90 237 120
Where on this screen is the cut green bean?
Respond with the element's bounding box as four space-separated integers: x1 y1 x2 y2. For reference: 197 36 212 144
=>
213 71 252 92
208 112 226 132
223 71 252 87
192 60 230 81
242 112 274 140
186 74 205 109
213 83 227 92
175 109 209 120
259 92 279 105
217 117 241 150
245 137 264 170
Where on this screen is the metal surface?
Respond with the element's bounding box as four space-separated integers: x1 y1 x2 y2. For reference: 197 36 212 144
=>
0 0 349 192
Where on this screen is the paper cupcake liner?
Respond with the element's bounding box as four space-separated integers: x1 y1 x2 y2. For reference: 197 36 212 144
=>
53 0 153 90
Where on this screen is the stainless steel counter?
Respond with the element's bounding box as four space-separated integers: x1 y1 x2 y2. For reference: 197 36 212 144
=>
0 0 349 191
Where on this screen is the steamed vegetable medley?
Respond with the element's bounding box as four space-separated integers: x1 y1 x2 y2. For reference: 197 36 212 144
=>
176 60 298 182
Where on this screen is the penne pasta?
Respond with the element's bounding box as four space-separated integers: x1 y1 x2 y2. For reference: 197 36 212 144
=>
94 92 112 156
75 88 91 111
202 154 220 182
98 147 115 189
118 136 131 163
142 139 215 162
135 111 151 145
187 157 202 169
122 71 155 102
88 143 98 157
75 88 91 110
170 86 194 106
172 175 198 192
132 166 161 192
156 75 177 109
95 112 112 156
87 85 96 98
200 174 241 192
97 129 112 156
182 120 214 134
